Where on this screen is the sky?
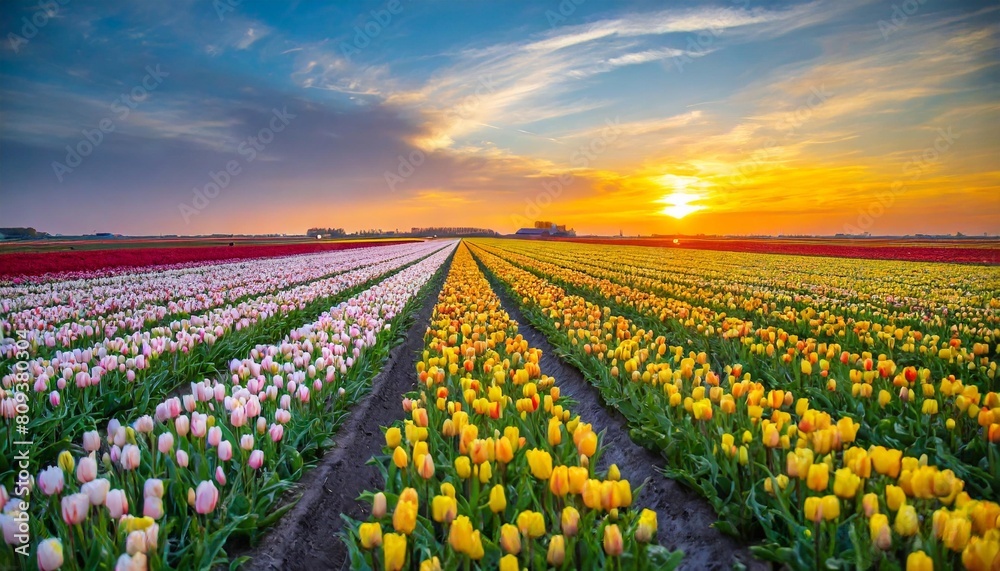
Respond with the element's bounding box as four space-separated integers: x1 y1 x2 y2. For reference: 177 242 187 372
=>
1 0 998 237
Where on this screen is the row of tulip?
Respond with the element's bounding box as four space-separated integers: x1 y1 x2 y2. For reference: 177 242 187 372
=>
0 241 447 470
1 243 422 360
474 240 997 385
502 240 998 336
468 241 1000 570
471 240 999 497
343 243 680 570
0 242 456 570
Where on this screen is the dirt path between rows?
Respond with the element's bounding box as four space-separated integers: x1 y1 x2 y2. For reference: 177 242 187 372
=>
240 257 451 571
479 260 766 571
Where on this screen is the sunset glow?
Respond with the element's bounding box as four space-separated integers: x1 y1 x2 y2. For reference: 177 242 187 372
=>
1 1 997 236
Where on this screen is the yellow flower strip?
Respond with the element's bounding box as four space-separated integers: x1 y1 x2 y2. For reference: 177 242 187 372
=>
472 239 1000 497
474 239 998 381
348 243 674 570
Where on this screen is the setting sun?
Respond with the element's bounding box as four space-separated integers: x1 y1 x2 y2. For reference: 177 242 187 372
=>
656 175 708 219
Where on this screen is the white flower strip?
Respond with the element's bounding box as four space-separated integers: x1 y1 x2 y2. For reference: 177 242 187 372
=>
0 243 429 358
0 241 448 419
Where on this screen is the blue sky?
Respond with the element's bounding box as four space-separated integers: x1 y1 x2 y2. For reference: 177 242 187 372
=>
1 0 998 236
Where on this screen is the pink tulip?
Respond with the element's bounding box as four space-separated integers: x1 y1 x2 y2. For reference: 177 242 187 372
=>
76 456 97 483
105 489 129 518
230 406 246 427
195 481 218 514
175 415 190 437
115 552 145 571
143 479 164 499
37 538 63 571
126 530 147 555
207 427 222 447
176 450 190 468
215 466 227 486
82 478 110 506
143 496 163 520
240 435 254 451
38 466 64 496
82 431 101 452
157 433 174 455
61 493 90 525
183 394 197 412
144 524 159 551
269 424 284 442
256 417 267 434
48 391 60 407
133 415 154 434
248 450 265 470
120 445 141 471
191 415 206 438
218 441 233 462
166 397 182 418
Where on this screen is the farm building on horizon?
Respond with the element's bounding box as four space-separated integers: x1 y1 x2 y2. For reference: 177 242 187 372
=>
515 221 576 238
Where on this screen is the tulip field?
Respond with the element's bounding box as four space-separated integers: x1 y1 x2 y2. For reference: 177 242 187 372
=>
1 237 998 570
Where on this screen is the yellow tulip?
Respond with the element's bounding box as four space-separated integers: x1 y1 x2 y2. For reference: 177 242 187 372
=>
392 446 408 469
870 513 892 550
479 461 492 484
448 515 474 554
431 495 457 524
635 508 657 543
807 463 829 492
833 468 860 499
500 523 521 554
392 499 417 535
607 464 620 481
549 465 569 497
603 524 623 557
568 466 588 494
561 506 580 537
499 554 519 571
455 456 471 479
894 505 919 536
862 493 879 517
547 534 566 565
383 533 406 571
517 510 545 538
385 427 401 449
942 516 972 552
886 485 907 512
489 485 506 513
906 551 933 571
417 453 435 480
526 449 553 479
419 557 442 571
359 522 382 549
